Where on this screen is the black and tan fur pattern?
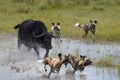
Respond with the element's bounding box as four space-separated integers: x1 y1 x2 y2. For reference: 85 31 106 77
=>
43 53 65 78
51 23 62 42
64 54 92 73
75 20 97 40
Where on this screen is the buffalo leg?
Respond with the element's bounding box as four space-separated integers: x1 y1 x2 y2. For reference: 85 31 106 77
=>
18 37 22 48
44 49 49 58
33 47 40 59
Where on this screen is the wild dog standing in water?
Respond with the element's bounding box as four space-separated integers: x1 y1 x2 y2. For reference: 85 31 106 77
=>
74 20 97 41
51 23 62 42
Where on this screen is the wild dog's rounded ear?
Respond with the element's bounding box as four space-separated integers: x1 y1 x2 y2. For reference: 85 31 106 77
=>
90 20 92 23
83 56 86 59
94 20 97 24
80 55 83 58
52 23 55 25
57 23 60 25
58 53 62 57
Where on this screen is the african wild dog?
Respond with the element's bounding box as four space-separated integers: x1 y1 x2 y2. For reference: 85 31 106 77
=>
42 53 66 78
73 55 92 73
51 23 62 42
74 20 97 41
64 54 92 73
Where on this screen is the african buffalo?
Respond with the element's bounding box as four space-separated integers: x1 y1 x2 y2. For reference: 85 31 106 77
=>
14 19 55 59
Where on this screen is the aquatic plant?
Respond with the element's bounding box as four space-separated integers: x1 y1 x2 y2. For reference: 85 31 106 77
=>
74 48 79 58
117 65 120 75
95 55 113 67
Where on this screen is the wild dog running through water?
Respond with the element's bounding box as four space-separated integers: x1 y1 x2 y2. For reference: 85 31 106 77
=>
64 54 92 73
38 53 67 78
74 55 93 73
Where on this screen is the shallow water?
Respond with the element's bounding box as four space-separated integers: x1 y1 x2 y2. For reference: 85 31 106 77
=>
0 34 120 80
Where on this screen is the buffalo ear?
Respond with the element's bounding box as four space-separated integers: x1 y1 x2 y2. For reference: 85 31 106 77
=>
94 20 97 24
57 23 60 25
52 23 55 25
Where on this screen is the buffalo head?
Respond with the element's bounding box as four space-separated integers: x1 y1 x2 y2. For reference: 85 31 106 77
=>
33 32 56 49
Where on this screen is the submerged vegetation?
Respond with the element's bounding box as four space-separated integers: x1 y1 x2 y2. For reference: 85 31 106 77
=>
0 0 120 42
117 65 120 76
95 55 113 67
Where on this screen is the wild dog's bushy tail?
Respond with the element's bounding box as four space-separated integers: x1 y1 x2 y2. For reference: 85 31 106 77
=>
14 24 20 29
74 23 80 27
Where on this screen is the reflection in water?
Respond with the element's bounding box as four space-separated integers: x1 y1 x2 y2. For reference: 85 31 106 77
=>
44 65 119 80
0 37 120 80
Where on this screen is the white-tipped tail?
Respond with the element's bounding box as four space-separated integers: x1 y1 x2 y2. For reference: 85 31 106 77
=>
37 60 44 64
74 23 80 27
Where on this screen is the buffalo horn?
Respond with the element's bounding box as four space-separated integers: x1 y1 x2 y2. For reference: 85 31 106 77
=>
33 32 46 38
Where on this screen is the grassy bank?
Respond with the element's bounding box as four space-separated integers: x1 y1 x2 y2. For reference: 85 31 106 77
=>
0 0 120 42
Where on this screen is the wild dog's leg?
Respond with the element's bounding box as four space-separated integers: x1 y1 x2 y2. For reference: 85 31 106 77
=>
83 30 88 39
48 67 53 78
44 63 47 72
59 32 62 42
91 31 95 41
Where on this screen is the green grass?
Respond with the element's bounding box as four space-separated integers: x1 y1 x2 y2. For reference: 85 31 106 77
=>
117 65 120 76
95 55 113 67
0 0 120 42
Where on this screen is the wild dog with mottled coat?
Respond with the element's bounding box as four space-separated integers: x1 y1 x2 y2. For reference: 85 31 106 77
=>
43 53 66 78
51 23 62 42
74 20 97 40
64 54 92 73
73 55 92 73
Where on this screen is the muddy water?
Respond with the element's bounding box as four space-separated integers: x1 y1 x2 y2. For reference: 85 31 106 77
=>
0 34 120 80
